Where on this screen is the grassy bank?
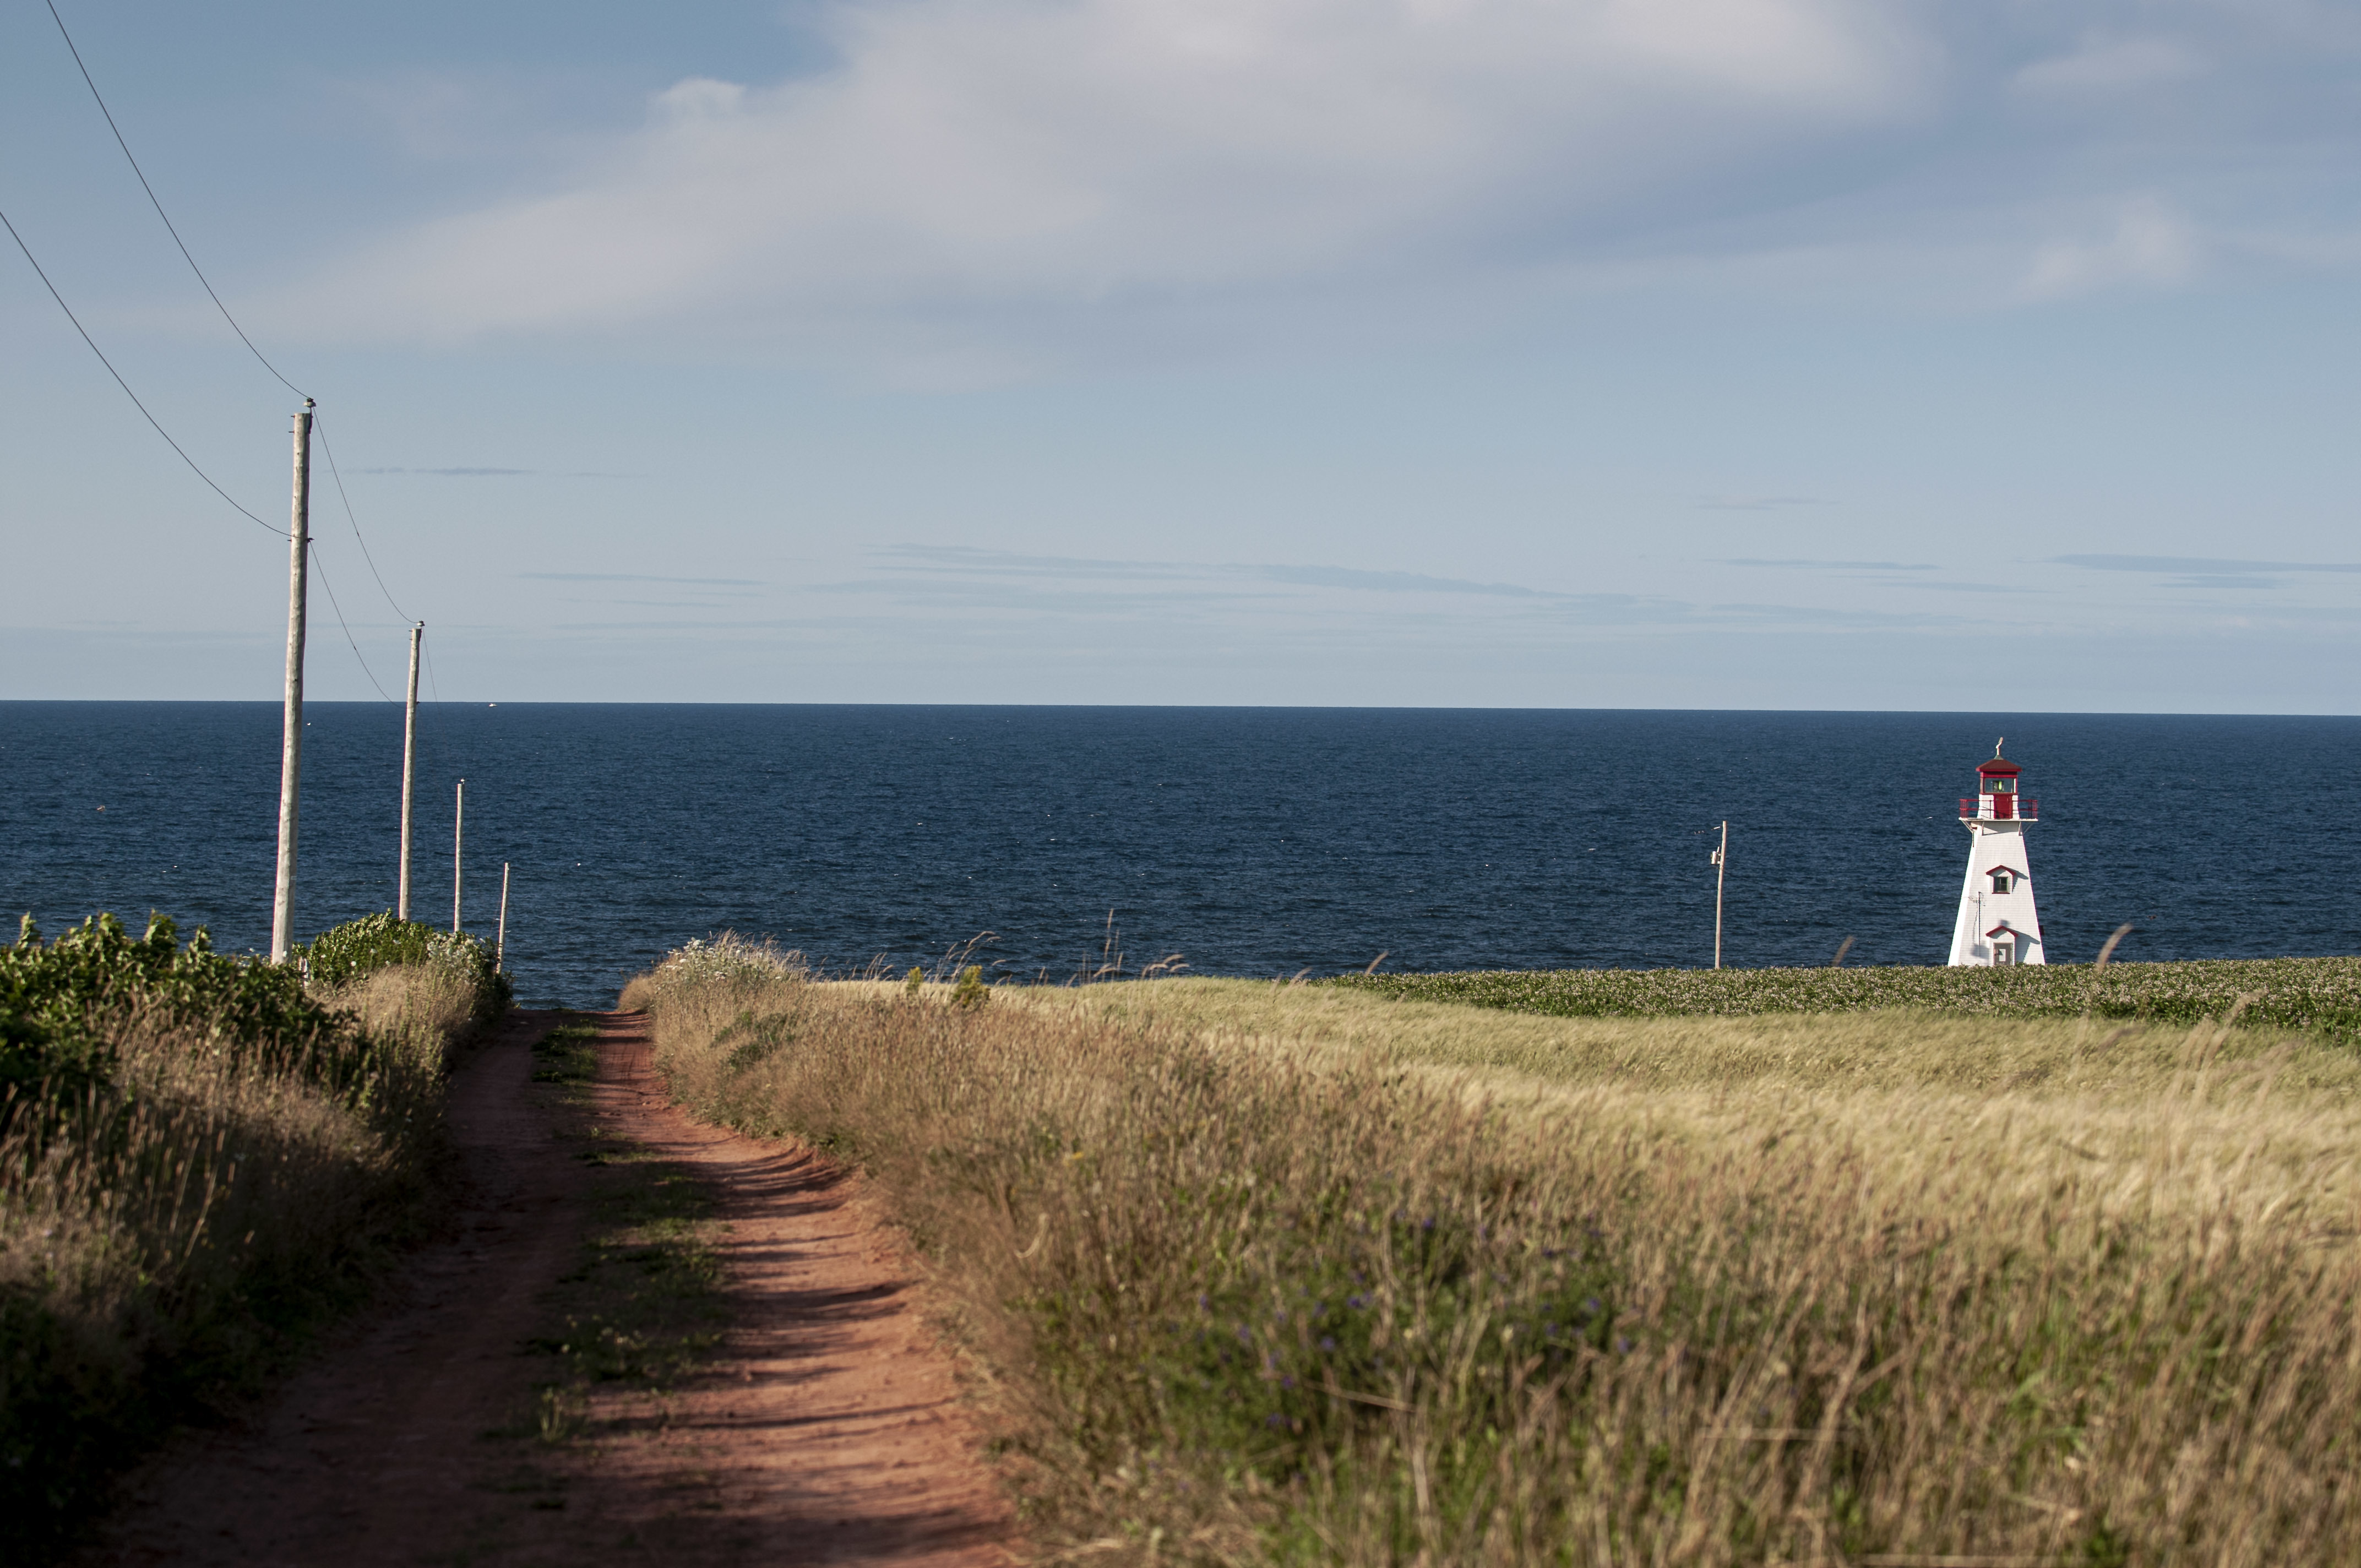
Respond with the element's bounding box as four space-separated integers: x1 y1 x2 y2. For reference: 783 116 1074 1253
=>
0 912 502 1564
1330 955 2361 1042
635 943 2361 1564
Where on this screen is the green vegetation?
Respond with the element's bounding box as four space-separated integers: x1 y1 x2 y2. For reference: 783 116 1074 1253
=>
634 940 2361 1564
295 910 511 1021
0 911 503 1565
2 912 328 1103
499 1020 725 1474
531 1021 602 1086
1331 954 2361 1041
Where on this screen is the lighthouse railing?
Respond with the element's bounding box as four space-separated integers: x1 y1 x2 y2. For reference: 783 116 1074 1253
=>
1959 797 2039 821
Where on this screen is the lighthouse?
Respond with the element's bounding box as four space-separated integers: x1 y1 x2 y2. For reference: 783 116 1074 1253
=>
1947 742 2046 966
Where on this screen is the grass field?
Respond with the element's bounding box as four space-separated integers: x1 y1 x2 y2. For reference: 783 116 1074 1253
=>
637 945 2361 1565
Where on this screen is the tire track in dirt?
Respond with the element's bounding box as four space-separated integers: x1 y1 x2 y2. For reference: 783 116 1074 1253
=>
86 1008 1013 1566
567 1009 1015 1564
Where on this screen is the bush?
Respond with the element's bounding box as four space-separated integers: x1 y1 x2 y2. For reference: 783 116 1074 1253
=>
294 911 509 1022
617 932 803 1014
1 913 330 1110
0 914 481 1564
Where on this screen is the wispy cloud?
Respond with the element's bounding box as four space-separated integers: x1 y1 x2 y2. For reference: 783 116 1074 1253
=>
2051 554 2361 575
2012 35 2206 96
2049 553 2361 592
1723 557 1939 571
356 467 638 477
357 466 532 476
2022 196 2201 300
877 546 1551 598
520 571 764 586
804 546 2022 636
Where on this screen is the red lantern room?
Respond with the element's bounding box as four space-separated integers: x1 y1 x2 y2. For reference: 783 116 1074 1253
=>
1959 746 2038 823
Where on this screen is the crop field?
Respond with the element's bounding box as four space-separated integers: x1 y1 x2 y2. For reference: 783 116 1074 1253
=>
1329 955 2361 1041
638 945 2361 1565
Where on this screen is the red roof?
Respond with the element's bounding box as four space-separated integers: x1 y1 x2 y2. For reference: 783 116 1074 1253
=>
1977 758 2022 777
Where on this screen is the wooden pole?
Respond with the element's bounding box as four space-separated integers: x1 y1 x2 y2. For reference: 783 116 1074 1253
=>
452 778 465 934
497 862 510 972
269 400 313 962
1711 820 1728 971
398 623 421 921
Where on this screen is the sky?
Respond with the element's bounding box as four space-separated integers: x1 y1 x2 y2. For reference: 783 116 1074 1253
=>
4 0 2360 711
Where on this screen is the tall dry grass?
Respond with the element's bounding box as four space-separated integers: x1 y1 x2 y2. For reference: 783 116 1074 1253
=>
637 950 2361 1565
0 963 477 1563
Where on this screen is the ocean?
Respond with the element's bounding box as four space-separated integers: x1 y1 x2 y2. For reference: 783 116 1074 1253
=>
3 704 2355 1008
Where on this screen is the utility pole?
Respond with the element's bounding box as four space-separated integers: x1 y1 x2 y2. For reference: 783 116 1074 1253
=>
398 623 422 922
452 778 465 934
269 400 314 963
1710 820 1728 971
497 863 510 972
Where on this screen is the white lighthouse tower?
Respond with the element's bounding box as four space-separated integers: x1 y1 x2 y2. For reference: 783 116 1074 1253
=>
1947 742 2046 966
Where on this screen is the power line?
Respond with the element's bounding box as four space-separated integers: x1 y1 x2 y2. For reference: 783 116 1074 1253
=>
308 541 395 702
313 412 412 623
43 0 306 400
37 4 438 727
41 1 446 689
1 203 284 537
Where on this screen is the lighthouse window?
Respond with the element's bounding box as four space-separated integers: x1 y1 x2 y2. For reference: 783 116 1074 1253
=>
1991 778 2014 792
1991 870 2014 895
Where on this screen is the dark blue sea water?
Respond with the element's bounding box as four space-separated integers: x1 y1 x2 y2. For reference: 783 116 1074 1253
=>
3 704 2355 1008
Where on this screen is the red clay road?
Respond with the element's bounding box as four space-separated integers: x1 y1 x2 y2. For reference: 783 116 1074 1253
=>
88 1009 1015 1567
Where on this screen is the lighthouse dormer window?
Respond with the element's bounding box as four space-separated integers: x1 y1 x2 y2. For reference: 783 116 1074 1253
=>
1991 870 2014 895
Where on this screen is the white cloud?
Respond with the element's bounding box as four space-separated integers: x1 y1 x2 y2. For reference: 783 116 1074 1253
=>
2012 35 2206 95
258 0 2361 372
2022 197 2201 298
293 0 1929 348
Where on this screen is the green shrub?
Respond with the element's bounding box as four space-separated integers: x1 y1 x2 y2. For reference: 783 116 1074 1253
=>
294 911 509 1021
1 913 329 1109
1 914 480 1562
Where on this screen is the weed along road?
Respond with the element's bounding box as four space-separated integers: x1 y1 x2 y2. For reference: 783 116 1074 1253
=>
89 1010 1014 1567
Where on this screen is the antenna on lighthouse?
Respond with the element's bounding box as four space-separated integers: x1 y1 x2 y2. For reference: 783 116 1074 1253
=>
1995 737 2005 758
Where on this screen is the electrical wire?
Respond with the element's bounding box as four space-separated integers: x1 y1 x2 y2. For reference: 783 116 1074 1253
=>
313 411 412 623
1 203 284 537
43 0 307 400
34 3 439 715
307 541 396 701
41 1 444 706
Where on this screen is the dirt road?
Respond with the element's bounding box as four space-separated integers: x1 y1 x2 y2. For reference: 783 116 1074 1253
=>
89 1010 1014 1566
